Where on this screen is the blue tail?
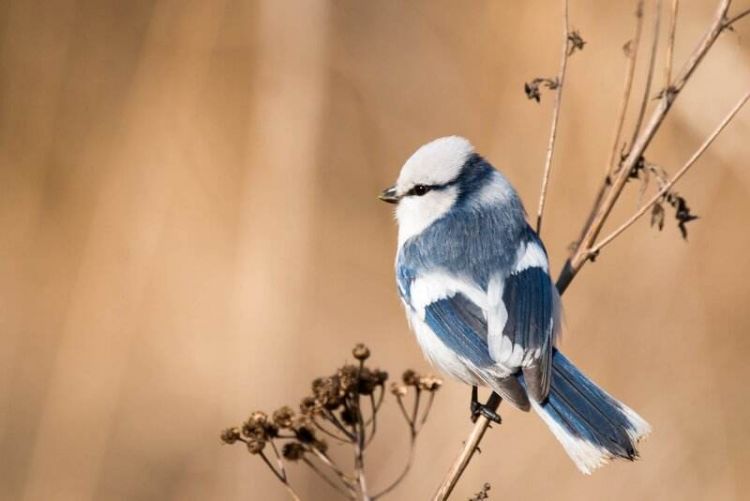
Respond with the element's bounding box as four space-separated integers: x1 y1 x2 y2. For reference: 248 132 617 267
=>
529 350 651 474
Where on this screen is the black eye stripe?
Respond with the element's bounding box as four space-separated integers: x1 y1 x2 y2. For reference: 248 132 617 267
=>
407 184 432 196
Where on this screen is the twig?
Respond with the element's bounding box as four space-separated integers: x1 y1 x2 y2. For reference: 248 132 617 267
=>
353 393 370 501
435 1 738 498
419 392 437 428
666 0 680 86
536 0 571 235
371 436 417 500
629 0 662 151
723 8 750 28
259 451 302 501
606 0 645 175
589 89 749 255
556 0 732 295
582 1 645 247
433 393 501 500
303 457 358 499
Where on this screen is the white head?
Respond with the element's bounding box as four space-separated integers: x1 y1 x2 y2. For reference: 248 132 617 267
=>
379 136 473 245
380 136 512 245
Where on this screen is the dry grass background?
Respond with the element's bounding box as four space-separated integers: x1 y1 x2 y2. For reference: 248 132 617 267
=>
2 0 750 499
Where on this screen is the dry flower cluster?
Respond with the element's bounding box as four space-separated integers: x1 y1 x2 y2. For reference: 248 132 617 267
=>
221 344 442 500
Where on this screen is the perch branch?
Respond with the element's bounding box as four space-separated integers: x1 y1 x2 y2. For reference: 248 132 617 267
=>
536 0 571 235
434 1 737 499
589 89 749 255
723 8 750 28
666 0 679 86
556 0 732 295
433 393 501 500
629 0 662 150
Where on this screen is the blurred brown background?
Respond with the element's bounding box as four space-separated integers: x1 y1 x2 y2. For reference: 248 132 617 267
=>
2 0 750 499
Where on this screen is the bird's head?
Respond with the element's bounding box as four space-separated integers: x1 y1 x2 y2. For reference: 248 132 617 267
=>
380 136 513 245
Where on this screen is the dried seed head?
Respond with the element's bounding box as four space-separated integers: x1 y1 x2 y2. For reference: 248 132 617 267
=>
299 396 319 415
374 369 388 385
292 416 317 444
352 343 370 361
314 438 328 454
273 406 295 429
402 369 419 386
242 411 277 440
418 375 443 392
339 407 357 426
220 427 241 444
246 436 266 454
390 382 408 397
282 442 305 461
313 376 344 410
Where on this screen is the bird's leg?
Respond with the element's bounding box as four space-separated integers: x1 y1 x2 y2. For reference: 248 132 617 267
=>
470 387 502 424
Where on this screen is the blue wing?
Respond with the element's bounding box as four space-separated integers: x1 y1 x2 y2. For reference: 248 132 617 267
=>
490 231 559 402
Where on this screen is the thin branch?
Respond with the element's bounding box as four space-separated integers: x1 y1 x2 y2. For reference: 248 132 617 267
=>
556 0 732 295
434 2 738 498
666 0 680 86
270 440 288 482
629 0 662 151
419 392 436 428
606 0 645 175
259 451 302 501
312 416 352 443
303 457 358 499
723 8 750 28
581 1 645 250
371 436 417 500
589 89 749 255
352 393 370 501
309 447 358 489
536 0 571 235
433 393 502 500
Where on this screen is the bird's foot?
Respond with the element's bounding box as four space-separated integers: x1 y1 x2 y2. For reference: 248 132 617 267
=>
470 386 502 424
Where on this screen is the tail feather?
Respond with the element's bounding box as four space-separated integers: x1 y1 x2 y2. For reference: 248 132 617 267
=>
529 350 651 474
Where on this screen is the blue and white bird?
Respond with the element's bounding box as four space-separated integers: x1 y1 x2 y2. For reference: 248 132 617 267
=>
379 136 650 474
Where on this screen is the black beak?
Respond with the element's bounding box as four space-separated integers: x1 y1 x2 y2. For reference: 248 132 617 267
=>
378 186 399 204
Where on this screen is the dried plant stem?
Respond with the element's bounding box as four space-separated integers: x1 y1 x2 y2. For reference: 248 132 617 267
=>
353 395 371 501
556 0 732 295
372 436 417 499
435 1 737 498
259 451 302 501
583 1 645 244
629 0 662 150
433 393 501 501
723 8 750 28
302 457 356 499
536 0 570 235
606 1 645 175
589 89 749 255
666 0 679 86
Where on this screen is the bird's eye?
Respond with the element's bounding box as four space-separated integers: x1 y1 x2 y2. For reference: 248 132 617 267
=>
412 184 431 196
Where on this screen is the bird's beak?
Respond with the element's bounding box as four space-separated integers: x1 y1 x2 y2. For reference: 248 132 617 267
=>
378 186 400 204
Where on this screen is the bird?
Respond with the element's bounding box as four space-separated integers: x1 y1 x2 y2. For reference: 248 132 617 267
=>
379 135 650 474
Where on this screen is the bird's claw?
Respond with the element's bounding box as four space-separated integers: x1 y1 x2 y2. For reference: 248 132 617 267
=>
470 401 502 424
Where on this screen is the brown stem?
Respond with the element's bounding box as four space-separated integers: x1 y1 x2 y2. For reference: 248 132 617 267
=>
536 0 571 235
434 1 736 498
589 89 749 256
605 0 645 176
371 435 417 499
302 457 358 499
629 0 662 152
433 393 501 500
557 0 732 295
723 7 750 28
666 0 680 86
581 0 645 251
